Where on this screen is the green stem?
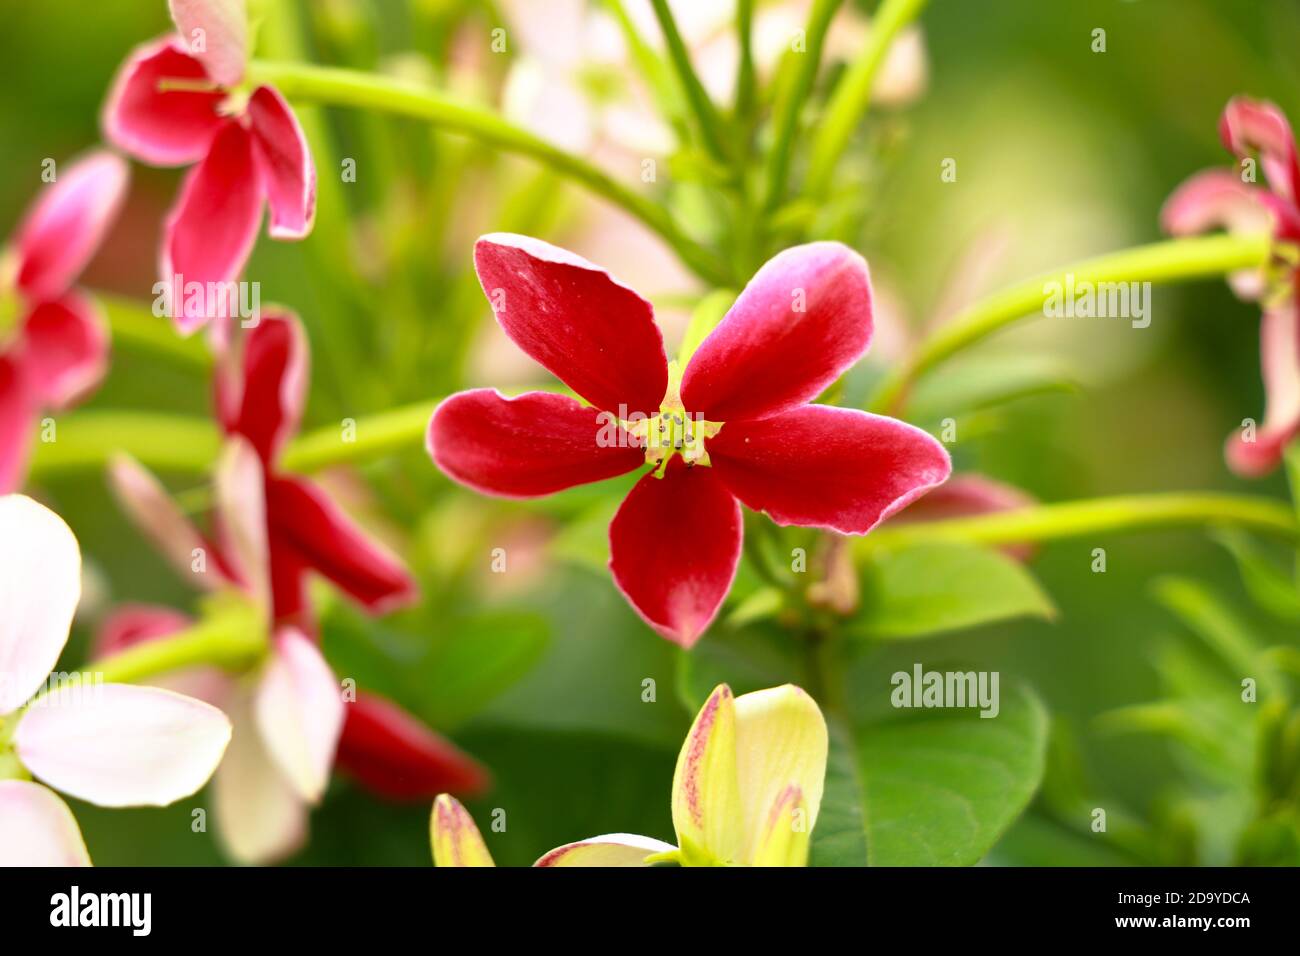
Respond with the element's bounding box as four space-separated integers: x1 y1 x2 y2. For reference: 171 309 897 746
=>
869 233 1273 414
858 492 1300 553
246 59 731 285
281 398 442 472
763 0 842 211
100 295 212 370
805 0 928 198
31 601 266 706
648 0 730 166
734 0 758 124
30 411 220 478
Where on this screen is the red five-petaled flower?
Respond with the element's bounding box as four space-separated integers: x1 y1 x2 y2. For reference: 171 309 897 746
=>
0 151 128 492
428 235 952 647
1162 96 1300 476
102 0 315 335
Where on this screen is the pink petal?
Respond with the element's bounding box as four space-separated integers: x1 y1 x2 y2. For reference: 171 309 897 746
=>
608 458 741 647
427 388 645 498
0 356 36 495
706 405 951 534
107 453 225 590
217 310 307 462
0 780 91 866
254 628 345 803
13 152 128 302
95 604 192 658
1220 96 1300 201
14 683 231 807
19 292 109 408
213 685 308 864
214 436 271 610
681 242 873 422
534 833 675 867
266 475 417 619
1226 300 1300 476
473 234 669 415
0 494 80 714
1160 168 1273 237
168 0 248 88
248 86 316 239
161 121 264 335
335 693 489 801
101 36 227 166
887 472 1036 560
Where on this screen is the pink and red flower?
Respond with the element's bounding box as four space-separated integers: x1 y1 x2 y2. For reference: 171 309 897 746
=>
428 235 951 647
106 310 485 860
0 152 127 492
1163 96 1300 476
102 0 315 335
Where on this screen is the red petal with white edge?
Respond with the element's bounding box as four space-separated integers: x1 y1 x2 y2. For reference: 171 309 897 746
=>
161 121 264 335
336 693 489 801
248 86 316 239
682 242 873 423
266 474 417 616
95 604 192 658
217 311 307 463
473 234 669 415
428 388 644 498
707 405 951 534
14 152 128 302
168 0 248 88
0 356 36 494
1227 300 1300 476
101 37 227 166
19 293 108 408
609 458 741 647
1220 97 1300 201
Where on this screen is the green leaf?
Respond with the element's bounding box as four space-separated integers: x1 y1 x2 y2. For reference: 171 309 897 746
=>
813 676 1049 865
852 541 1055 641
1214 529 1300 622
907 353 1078 424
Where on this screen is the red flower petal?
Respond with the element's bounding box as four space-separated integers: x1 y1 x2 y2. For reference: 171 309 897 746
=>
19 292 109 409
1220 97 1300 202
707 405 951 534
94 604 192 658
161 121 264 335
14 152 128 302
609 458 741 647
168 0 248 89
335 693 489 801
681 242 873 422
1226 300 1300 477
473 234 668 415
1161 168 1273 238
101 37 227 166
266 474 417 618
247 86 316 240
217 311 306 463
427 388 644 497
0 356 35 494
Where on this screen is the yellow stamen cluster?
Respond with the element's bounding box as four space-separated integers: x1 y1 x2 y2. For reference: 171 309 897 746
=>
623 362 723 477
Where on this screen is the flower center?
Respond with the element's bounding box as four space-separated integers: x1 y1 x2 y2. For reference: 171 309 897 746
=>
623 362 723 477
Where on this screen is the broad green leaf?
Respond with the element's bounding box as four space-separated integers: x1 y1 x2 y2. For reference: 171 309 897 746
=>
906 354 1078 424
815 675 1048 866
853 541 1055 641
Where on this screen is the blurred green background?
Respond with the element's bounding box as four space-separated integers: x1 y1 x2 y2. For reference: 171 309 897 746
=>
3 0 1296 865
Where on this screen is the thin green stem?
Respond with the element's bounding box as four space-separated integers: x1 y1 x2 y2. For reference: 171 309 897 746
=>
869 233 1273 414
31 601 266 706
29 411 220 478
281 398 441 472
805 0 929 199
857 493 1300 554
648 0 731 166
763 0 843 211
734 0 758 123
247 59 731 285
99 295 211 370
